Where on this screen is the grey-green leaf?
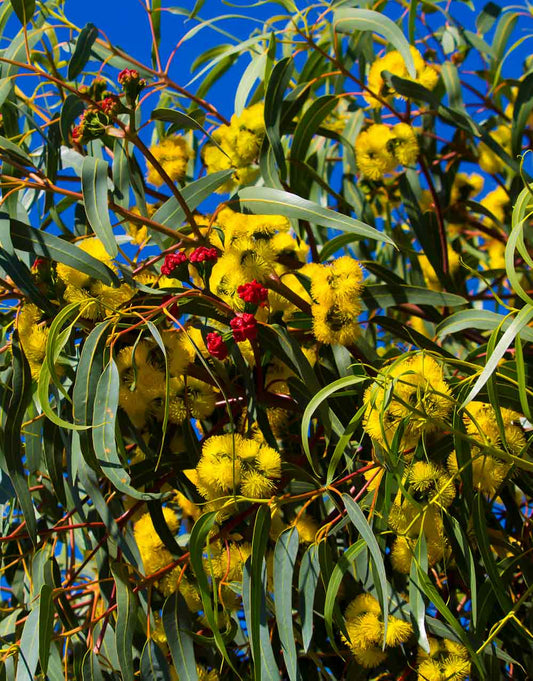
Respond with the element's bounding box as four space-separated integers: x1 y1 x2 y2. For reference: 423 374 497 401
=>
68 23 99 80
111 561 137 681
333 8 416 77
9 0 35 25
273 528 300 681
16 605 40 681
38 584 55 674
162 592 198 681
298 544 320 653
81 156 118 257
236 187 395 245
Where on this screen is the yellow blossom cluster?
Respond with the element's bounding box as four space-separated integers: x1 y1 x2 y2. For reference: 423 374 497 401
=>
305 255 365 345
448 401 526 496
388 461 455 573
146 135 192 186
342 593 413 668
363 353 453 453
417 637 471 681
56 238 134 320
364 46 439 108
194 433 281 504
355 122 419 180
203 103 265 192
17 303 49 378
115 329 215 429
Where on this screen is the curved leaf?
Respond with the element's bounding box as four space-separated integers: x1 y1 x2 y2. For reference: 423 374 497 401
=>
81 157 117 257
236 186 395 245
162 593 197 681
273 528 300 681
68 23 99 80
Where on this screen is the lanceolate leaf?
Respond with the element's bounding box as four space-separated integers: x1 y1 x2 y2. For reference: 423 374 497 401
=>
92 360 163 499
236 187 395 245
38 584 55 675
333 8 416 77
111 562 137 681
273 528 300 681
81 651 105 681
298 544 321 653
68 23 99 80
162 592 198 681
8 0 35 25
362 284 466 310
9 215 118 285
81 157 118 257
15 604 40 681
140 640 171 681
5 334 36 544
151 169 234 228
342 494 389 641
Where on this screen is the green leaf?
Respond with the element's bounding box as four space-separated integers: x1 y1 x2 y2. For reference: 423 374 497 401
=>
59 93 84 145
247 506 277 681
68 23 99 80
8 0 35 24
38 584 54 675
9 215 118 286
0 134 33 165
301 375 367 476
362 284 466 310
189 511 237 673
235 50 268 115
92 360 162 499
342 494 389 641
5 334 36 544
162 592 198 681
73 321 112 469
81 651 104 681
333 8 416 77
324 540 366 651
236 187 395 245
298 544 320 653
264 57 293 181
460 305 533 408
140 640 171 681
81 157 118 257
15 605 40 681
111 561 137 681
151 169 234 228
438 309 533 343
273 528 300 681
409 534 430 652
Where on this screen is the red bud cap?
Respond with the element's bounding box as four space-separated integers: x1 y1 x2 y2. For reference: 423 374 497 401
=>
230 313 258 343
206 332 229 360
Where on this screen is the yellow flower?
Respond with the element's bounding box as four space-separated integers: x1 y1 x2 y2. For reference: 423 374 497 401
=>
311 298 361 346
161 328 197 376
307 255 364 307
478 125 511 174
146 136 192 186
417 637 470 681
134 508 181 594
171 665 219 681
481 185 509 225
56 237 115 288
17 304 48 379
418 250 461 291
116 341 165 427
342 593 413 668
204 103 265 193
355 124 396 180
391 123 419 166
365 46 438 108
195 433 281 502
159 376 216 424
364 353 453 452
448 449 509 497
450 173 484 204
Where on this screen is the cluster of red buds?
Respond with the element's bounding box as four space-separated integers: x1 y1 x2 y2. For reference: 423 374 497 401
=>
189 246 219 263
237 279 268 306
72 108 110 144
206 332 228 360
118 68 146 103
206 313 259 360
230 313 258 342
161 251 188 276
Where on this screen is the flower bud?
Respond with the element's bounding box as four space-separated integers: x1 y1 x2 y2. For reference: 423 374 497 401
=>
237 279 268 306
161 251 188 277
230 313 258 343
206 331 228 360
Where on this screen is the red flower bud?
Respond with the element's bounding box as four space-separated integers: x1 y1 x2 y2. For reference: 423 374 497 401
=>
72 124 84 144
237 279 268 306
230 313 258 343
118 68 140 85
189 246 219 263
206 332 228 360
100 96 119 116
161 251 188 276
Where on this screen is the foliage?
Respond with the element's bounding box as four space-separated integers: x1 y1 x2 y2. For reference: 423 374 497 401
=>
0 0 532 679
